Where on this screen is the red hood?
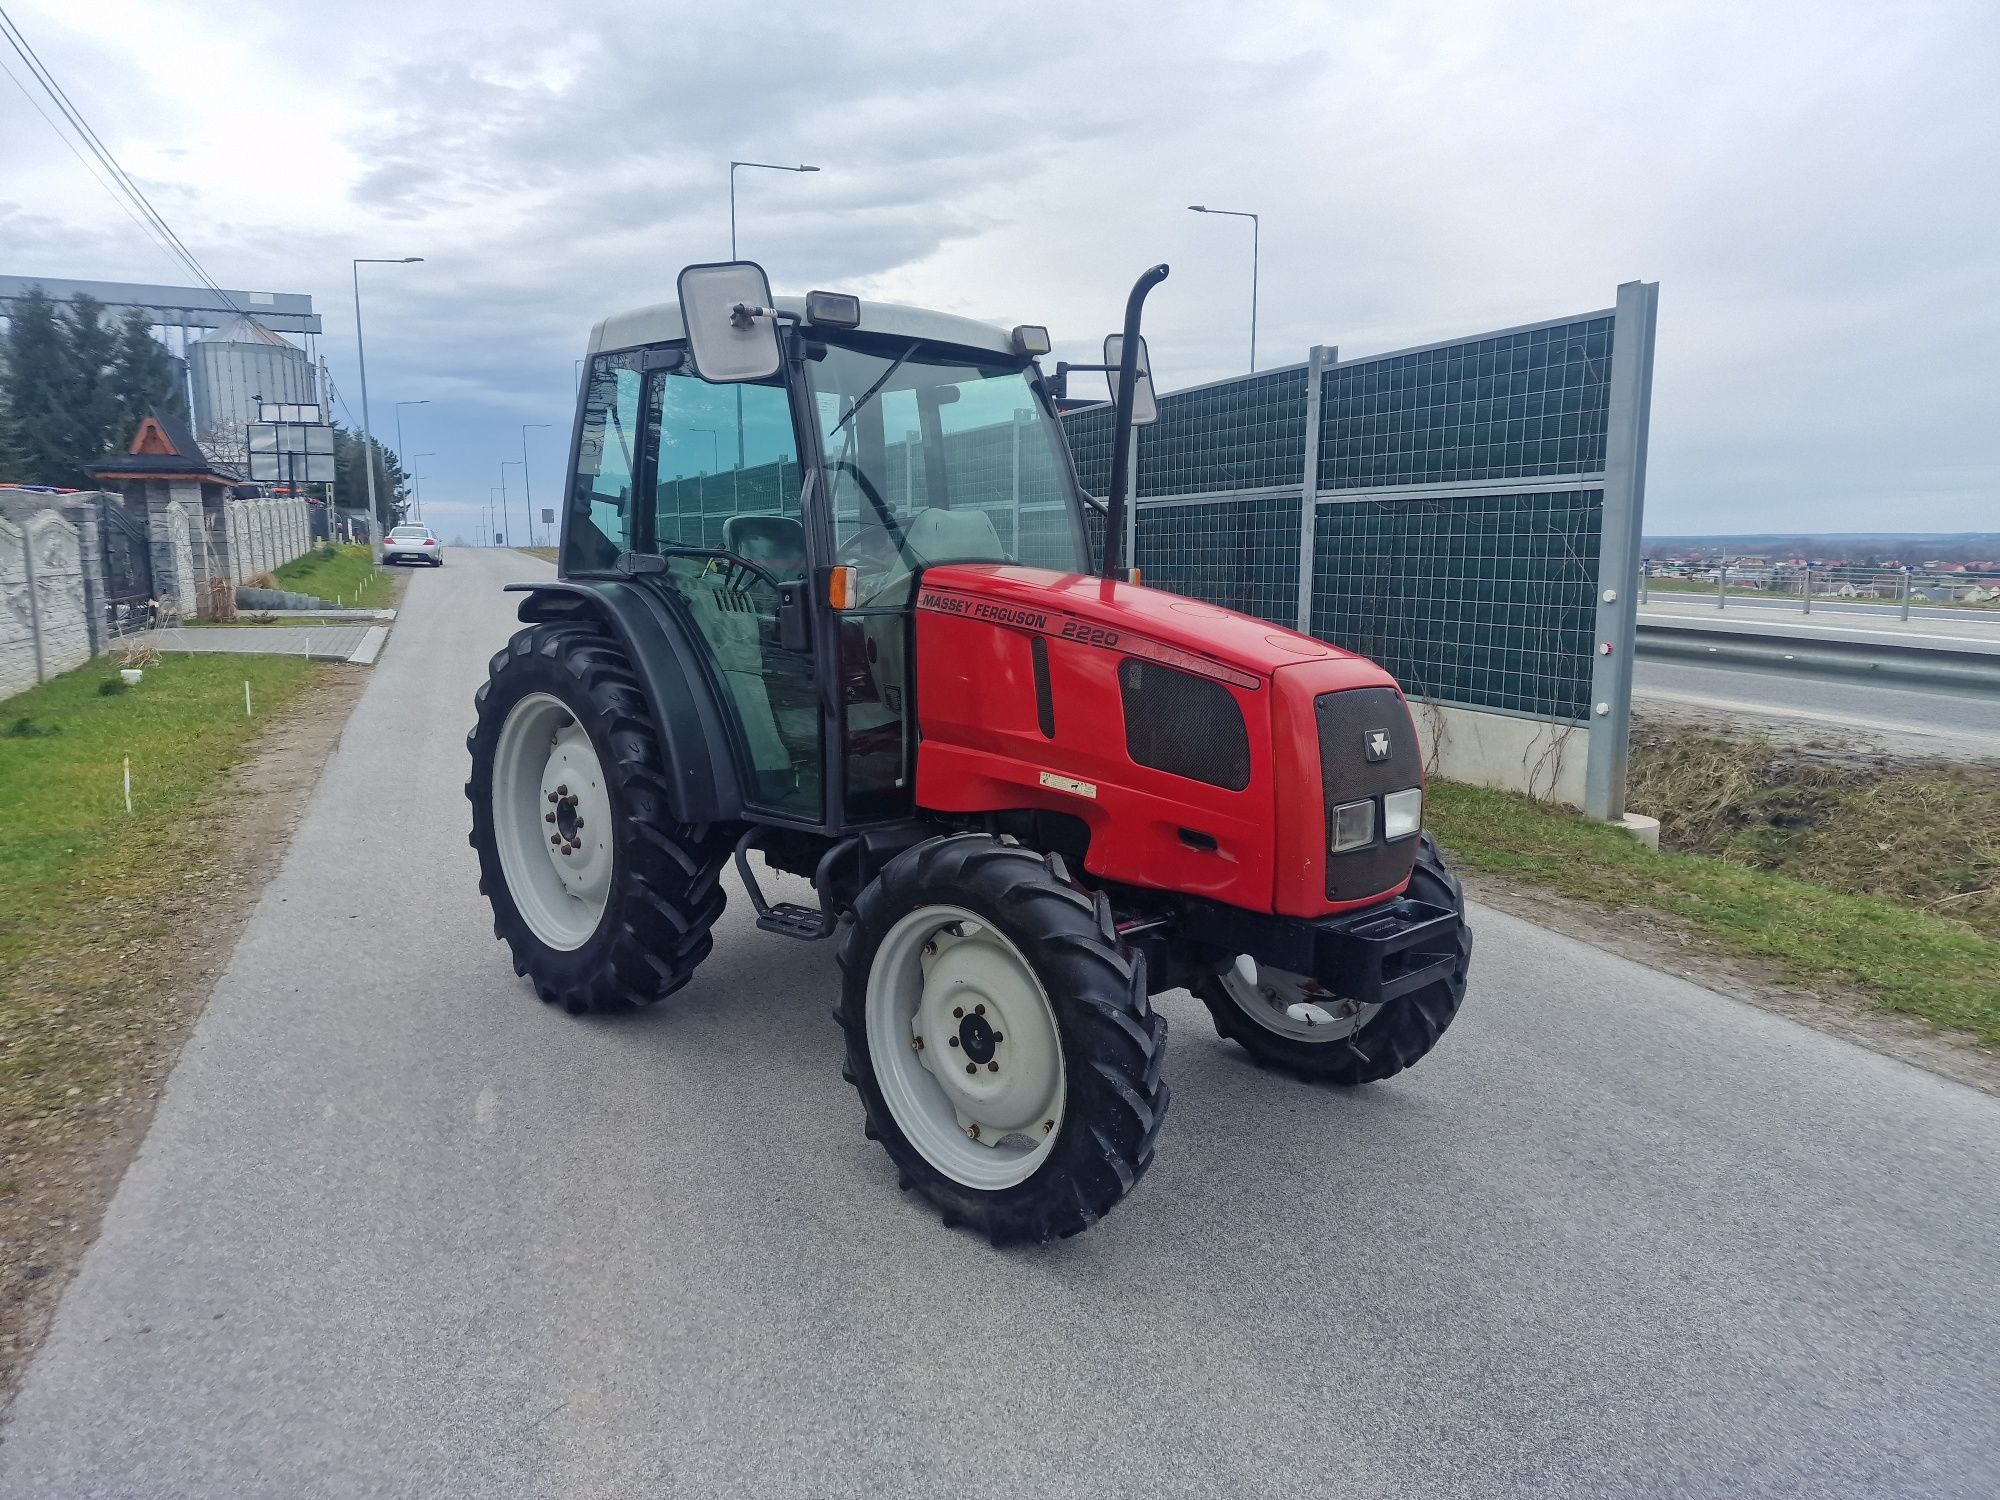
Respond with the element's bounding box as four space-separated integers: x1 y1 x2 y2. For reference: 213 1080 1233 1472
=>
919 563 1388 685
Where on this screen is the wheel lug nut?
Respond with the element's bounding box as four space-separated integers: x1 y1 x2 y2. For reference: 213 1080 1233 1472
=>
1042 1119 1054 1133
546 792 558 804
910 1037 924 1052
986 1061 998 1072
923 941 936 956
967 1124 981 1140
561 847 573 857
545 812 556 823
557 784 569 796
551 835 560 845
948 1037 960 1048
992 1033 1003 1044
965 1063 977 1075
952 1006 963 1019
574 818 584 829
974 1004 985 1016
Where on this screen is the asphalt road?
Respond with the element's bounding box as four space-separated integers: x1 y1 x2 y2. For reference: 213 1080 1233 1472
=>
1634 656 2000 762
4 549 1996 1498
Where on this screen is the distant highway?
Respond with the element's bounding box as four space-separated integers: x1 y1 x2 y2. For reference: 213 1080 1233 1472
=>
1633 657 2000 761
1640 589 1993 627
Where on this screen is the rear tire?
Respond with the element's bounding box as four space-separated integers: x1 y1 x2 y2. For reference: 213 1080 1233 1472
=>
1196 833 1471 1085
836 835 1168 1243
466 622 732 1015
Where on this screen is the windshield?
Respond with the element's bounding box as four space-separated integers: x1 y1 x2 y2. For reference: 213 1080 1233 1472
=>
808 336 1089 605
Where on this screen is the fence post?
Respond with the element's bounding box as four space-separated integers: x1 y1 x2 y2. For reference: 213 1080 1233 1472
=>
20 521 46 683
1718 563 1727 608
1583 280 1658 824
1901 566 1912 622
1802 560 1813 615
1295 344 1331 634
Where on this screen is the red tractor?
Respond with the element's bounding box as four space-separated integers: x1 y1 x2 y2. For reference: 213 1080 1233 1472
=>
468 263 1471 1242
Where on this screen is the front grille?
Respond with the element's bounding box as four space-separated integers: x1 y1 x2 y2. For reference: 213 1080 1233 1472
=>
1314 687 1420 901
1119 658 1250 790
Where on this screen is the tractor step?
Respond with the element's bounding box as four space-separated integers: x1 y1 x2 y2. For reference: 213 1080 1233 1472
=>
756 902 831 940
732 828 835 941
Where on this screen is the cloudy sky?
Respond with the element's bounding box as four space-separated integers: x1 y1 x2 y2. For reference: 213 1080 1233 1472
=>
4 0 1994 542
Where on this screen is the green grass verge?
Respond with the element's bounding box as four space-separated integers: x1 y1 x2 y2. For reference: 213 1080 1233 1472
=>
1427 780 2000 1044
518 547 558 562
272 544 394 608
0 656 321 1122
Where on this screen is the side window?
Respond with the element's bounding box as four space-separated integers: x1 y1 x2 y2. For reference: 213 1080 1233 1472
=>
565 352 643 572
650 368 803 572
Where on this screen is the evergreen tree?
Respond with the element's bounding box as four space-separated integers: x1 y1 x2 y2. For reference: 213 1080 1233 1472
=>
63 293 121 463
0 286 88 485
331 424 405 527
108 306 187 442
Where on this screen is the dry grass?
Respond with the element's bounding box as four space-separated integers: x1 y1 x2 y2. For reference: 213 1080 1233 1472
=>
1628 731 2000 939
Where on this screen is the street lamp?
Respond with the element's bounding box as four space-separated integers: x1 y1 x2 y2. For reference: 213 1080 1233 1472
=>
410 453 435 520
521 422 552 546
729 161 820 470
1187 205 1259 372
729 159 820 258
393 399 429 521
501 458 523 550
351 257 424 532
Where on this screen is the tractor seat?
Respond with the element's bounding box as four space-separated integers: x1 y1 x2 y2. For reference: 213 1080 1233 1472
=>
724 513 808 579
900 506 1007 567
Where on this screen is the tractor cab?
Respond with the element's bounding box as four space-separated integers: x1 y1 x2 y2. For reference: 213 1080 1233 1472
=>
557 267 1091 831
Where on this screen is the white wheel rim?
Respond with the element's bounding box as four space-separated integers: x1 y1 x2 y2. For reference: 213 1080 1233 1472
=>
1219 960 1382 1044
865 904 1066 1190
491 692 613 951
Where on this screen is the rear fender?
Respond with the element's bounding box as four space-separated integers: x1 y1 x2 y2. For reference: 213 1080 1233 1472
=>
506 581 744 825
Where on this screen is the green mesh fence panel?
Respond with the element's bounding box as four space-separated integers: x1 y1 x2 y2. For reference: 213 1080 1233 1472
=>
1319 317 1612 490
1134 494 1301 625
1311 491 1603 720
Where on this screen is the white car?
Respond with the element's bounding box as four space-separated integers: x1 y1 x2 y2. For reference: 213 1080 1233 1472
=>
383 524 445 566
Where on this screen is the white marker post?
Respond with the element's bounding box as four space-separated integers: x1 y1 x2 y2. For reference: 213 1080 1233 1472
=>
123 756 132 813
245 679 253 717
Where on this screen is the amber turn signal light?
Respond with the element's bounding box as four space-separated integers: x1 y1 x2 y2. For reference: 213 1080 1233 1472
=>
826 565 859 610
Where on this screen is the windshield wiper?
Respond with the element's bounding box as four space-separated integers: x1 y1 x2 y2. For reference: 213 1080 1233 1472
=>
829 340 922 438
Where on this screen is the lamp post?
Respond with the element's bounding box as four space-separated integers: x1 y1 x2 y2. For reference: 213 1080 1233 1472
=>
521 422 552 546
729 159 820 259
393 399 428 523
488 487 502 547
1186 205 1259 372
728 160 820 470
409 453 434 520
500 458 523 550
351 257 424 533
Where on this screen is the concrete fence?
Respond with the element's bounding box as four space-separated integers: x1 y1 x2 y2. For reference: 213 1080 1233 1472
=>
0 502 93 701
0 486 317 705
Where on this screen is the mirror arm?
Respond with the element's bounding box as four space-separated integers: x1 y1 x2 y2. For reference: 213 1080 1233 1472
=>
1103 264 1170 578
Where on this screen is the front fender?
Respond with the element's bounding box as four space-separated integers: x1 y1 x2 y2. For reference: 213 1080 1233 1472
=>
505 580 744 826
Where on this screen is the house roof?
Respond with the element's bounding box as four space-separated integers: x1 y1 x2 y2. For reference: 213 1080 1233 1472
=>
89 413 243 483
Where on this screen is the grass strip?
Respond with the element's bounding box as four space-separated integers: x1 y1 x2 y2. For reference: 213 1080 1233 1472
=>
0 656 321 1124
1427 779 2000 1044
272 544 394 608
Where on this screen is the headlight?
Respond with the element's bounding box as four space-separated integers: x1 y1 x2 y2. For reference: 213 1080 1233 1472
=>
1383 787 1423 840
1330 798 1376 852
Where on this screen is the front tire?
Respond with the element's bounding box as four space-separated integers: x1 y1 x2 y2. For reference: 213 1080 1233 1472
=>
836 836 1168 1243
466 623 731 1015
1196 833 1471 1085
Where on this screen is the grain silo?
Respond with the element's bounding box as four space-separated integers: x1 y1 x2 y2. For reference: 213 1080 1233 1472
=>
189 315 315 451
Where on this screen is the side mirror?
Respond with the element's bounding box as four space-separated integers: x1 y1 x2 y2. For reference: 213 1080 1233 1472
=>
1103 333 1158 426
678 261 783 382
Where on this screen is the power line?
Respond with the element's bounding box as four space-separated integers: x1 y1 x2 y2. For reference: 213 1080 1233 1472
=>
0 3 239 311
0 50 174 273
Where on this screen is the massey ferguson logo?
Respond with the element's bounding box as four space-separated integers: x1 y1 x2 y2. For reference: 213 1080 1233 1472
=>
1364 729 1392 763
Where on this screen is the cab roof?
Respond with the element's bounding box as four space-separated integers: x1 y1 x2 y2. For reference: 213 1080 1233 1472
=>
589 295 1019 360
